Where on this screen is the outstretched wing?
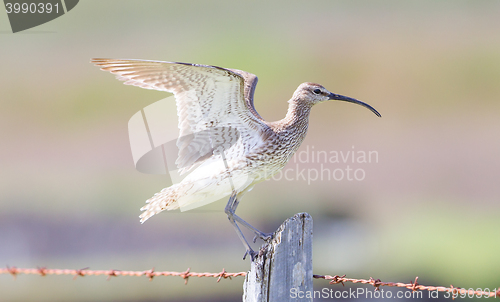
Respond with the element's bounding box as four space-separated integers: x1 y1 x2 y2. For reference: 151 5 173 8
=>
91 59 267 173
225 68 262 121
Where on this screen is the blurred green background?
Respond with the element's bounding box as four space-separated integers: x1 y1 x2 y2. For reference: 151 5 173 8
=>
1 1 500 301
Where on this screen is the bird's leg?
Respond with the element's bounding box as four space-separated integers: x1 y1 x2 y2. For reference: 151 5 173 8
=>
226 193 273 243
231 213 274 243
225 192 256 260
220 150 270 257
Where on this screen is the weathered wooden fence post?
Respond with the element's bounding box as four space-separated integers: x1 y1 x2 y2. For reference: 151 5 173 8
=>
243 213 313 302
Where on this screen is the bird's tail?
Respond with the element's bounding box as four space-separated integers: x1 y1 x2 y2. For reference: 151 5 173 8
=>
139 183 190 223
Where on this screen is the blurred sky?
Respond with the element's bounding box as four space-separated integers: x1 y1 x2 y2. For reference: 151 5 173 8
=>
1 1 500 301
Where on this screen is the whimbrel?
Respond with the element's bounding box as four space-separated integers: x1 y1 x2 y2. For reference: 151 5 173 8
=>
91 59 381 260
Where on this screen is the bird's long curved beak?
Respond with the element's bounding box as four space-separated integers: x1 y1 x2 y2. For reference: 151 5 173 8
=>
329 93 381 117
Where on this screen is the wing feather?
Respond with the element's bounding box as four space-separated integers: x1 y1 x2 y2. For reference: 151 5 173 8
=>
225 68 262 121
91 59 268 173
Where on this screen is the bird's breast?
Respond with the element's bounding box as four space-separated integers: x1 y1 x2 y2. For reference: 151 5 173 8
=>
242 127 308 181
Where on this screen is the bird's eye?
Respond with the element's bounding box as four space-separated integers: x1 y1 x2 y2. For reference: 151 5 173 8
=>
313 88 321 95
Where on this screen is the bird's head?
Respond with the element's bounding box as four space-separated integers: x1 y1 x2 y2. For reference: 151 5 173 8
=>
292 82 381 117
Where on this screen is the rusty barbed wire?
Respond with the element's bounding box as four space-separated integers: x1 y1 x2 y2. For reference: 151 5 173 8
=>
0 267 245 284
2 266 499 298
313 274 500 298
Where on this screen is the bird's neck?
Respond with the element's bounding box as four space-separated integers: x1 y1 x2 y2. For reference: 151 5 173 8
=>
264 99 313 162
279 99 313 131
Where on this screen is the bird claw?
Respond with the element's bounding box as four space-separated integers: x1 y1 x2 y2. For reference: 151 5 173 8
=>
243 248 257 261
253 232 273 243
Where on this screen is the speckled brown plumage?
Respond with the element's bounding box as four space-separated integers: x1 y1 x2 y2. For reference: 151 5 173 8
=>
91 59 381 232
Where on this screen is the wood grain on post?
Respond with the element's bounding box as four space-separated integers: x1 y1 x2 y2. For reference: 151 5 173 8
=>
243 213 313 302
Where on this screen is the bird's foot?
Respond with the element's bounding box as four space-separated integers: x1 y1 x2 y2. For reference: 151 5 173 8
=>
243 248 257 261
253 232 273 243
